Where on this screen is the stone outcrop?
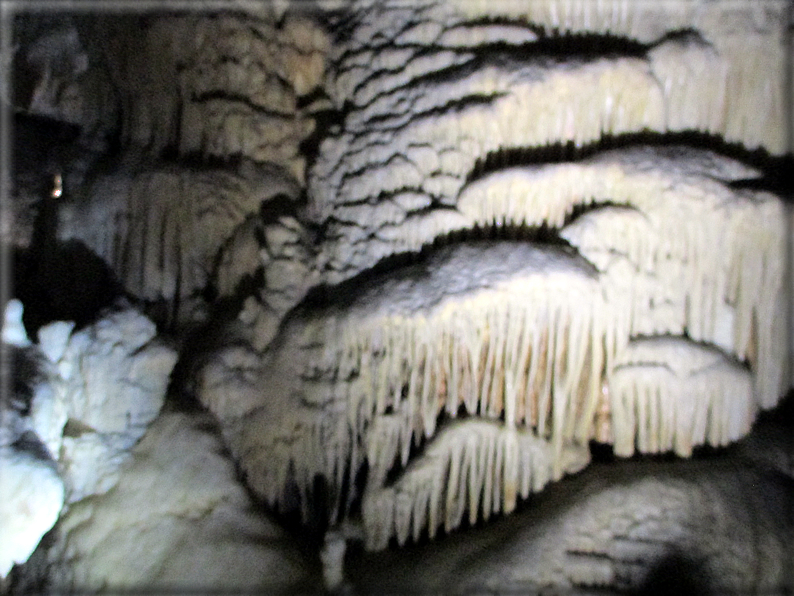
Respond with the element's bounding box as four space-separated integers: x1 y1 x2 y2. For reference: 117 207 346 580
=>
0 300 176 581
40 412 317 594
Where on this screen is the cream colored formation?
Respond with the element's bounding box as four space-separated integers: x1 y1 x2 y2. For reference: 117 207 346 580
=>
219 244 602 520
221 150 786 545
0 301 177 579
309 0 788 285
461 148 786 408
42 413 313 594
193 0 792 552
448 0 788 152
362 420 590 550
91 11 328 183
8 0 789 584
608 337 754 458
58 159 301 326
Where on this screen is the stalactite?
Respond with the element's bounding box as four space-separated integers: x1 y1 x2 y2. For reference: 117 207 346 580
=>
607 337 754 458
361 419 589 550
233 179 785 544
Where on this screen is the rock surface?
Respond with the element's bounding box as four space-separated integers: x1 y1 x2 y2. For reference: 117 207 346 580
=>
1 300 177 581
32 308 178 503
40 412 318 594
6 1 793 593
0 449 63 579
345 435 794 594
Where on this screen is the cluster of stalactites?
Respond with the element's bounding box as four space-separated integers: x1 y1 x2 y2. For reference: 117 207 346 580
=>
456 156 786 408
361 419 589 551
608 337 754 458
353 332 757 550
59 160 301 328
333 268 611 466
239 191 786 545
442 0 788 152
238 253 609 523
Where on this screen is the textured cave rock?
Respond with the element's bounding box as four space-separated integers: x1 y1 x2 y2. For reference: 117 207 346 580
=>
10 8 329 329
308 0 788 285
0 448 63 579
33 308 177 503
345 421 794 594
27 412 318 595
194 0 790 556
0 300 177 582
75 10 328 183
5 0 794 593
56 155 306 328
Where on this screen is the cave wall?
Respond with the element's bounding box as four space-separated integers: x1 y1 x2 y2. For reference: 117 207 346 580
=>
3 1 793 594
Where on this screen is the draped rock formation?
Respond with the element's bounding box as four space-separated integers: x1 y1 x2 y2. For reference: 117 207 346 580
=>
6 0 792 593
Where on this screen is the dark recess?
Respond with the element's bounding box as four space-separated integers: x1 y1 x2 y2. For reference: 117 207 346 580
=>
632 551 714 596
467 130 790 187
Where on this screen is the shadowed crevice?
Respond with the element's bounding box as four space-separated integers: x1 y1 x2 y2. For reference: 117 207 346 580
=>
466 130 787 187
631 551 714 596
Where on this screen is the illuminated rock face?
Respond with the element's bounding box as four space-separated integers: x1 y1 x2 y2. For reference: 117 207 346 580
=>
197 0 789 554
7 0 792 593
0 449 63 578
0 301 176 582
41 413 314 595
57 158 304 327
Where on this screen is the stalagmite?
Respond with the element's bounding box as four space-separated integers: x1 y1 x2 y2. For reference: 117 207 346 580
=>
0 449 64 579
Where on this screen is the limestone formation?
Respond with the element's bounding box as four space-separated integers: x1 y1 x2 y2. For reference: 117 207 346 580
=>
0 449 64 579
41 412 316 594
57 158 304 327
31 308 177 503
309 0 788 284
7 0 793 593
80 11 328 182
190 0 790 555
0 298 177 580
345 433 794 594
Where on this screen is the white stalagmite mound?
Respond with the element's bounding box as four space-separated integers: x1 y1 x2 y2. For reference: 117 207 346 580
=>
2 299 31 348
33 308 178 503
0 300 178 578
1 302 60 580
44 412 316 594
0 449 64 579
